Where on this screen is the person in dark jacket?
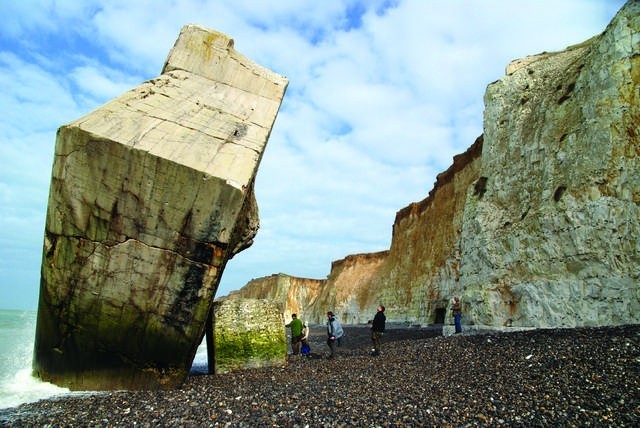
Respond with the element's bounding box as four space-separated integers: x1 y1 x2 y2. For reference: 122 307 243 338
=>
371 305 386 356
451 297 462 334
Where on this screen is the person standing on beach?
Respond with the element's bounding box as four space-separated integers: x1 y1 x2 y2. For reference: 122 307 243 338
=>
371 305 386 356
300 320 311 356
326 311 344 359
286 313 304 355
451 297 462 334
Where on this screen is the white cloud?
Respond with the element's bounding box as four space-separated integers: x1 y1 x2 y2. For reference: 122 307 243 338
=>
69 64 142 100
0 0 627 308
0 53 78 133
0 0 97 38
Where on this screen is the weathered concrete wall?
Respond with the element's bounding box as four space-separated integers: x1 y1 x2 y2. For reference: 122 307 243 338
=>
34 25 287 390
212 298 286 374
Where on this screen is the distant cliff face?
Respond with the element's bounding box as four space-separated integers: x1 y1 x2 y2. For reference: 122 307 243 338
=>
311 251 389 324
230 136 481 326
377 138 483 323
228 274 325 323
229 1 639 330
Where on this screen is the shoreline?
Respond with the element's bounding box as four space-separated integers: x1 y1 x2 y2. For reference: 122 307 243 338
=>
1 324 639 426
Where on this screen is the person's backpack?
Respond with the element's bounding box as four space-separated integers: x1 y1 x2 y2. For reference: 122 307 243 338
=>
333 317 344 338
301 339 310 355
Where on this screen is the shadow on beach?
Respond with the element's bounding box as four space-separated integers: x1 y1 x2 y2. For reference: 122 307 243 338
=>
302 323 443 357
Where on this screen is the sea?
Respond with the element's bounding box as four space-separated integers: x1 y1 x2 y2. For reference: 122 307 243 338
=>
0 309 209 410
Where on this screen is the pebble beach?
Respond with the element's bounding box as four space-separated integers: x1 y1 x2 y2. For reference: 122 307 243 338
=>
1 324 639 427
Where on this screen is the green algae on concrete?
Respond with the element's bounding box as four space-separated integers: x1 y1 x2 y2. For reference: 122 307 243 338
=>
213 298 287 374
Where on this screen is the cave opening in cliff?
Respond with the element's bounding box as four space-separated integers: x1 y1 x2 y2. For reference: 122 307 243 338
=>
473 177 488 198
554 185 567 202
434 308 446 324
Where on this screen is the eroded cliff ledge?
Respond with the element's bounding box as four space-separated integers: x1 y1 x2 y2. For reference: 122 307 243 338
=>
34 25 287 390
231 1 639 330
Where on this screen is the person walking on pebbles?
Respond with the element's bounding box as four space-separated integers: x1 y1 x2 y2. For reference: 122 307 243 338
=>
451 297 462 334
370 305 386 356
286 313 304 355
326 311 344 359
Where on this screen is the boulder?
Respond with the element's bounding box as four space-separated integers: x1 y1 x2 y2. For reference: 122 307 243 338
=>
33 25 287 390
211 298 286 374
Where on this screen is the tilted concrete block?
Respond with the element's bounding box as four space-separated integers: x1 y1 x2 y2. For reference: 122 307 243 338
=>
34 24 287 390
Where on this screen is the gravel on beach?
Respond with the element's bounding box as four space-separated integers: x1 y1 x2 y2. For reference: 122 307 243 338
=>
1 324 639 427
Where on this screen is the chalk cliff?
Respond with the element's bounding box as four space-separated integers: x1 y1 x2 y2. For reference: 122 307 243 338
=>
34 25 287 390
230 1 639 330
461 1 640 328
228 252 390 325
227 273 325 323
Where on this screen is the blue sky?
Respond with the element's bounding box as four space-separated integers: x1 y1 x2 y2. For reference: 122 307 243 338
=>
0 0 626 310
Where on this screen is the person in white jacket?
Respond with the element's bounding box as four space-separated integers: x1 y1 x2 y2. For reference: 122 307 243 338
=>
300 320 310 356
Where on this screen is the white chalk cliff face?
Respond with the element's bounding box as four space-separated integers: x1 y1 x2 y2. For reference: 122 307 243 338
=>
460 2 640 328
34 25 288 390
230 1 639 330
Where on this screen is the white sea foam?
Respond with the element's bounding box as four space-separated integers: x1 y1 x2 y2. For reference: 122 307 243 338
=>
193 339 208 365
0 367 69 409
0 310 210 409
0 310 70 409
190 338 209 374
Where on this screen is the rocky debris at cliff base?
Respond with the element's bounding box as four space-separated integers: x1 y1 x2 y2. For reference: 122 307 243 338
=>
2 324 639 426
